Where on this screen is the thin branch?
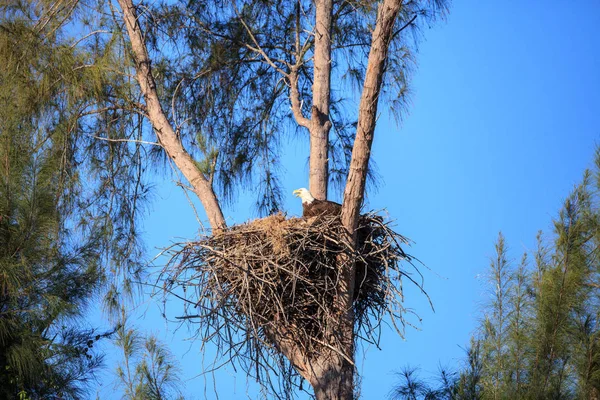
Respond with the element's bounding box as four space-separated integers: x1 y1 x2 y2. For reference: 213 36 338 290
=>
392 14 418 40
87 134 162 147
70 29 111 48
288 1 312 130
234 8 290 77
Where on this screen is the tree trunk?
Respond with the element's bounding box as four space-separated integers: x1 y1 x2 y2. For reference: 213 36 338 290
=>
119 0 405 398
117 0 226 230
267 328 354 400
308 356 354 400
309 0 333 200
290 1 403 398
328 2 403 399
341 0 403 234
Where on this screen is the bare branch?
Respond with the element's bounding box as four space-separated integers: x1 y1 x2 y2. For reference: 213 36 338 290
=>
289 67 311 129
116 0 226 230
70 29 111 48
87 135 162 147
392 14 418 39
288 1 312 130
235 8 290 77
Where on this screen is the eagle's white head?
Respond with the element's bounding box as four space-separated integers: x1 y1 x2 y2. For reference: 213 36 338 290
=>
293 188 315 204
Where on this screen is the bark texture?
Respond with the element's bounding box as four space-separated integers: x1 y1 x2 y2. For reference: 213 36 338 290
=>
284 1 404 398
271 329 353 400
332 1 404 398
341 0 402 234
117 0 226 230
309 0 333 200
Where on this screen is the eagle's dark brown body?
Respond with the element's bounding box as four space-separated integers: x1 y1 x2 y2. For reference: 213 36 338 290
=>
302 199 342 217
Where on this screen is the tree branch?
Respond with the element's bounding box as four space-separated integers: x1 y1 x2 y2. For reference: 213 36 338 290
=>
288 1 311 130
69 29 110 48
116 0 226 230
87 135 162 147
289 67 311 129
235 9 290 77
341 0 403 235
392 14 418 40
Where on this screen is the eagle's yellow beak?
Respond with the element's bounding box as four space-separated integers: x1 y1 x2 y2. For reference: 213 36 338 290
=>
292 189 301 197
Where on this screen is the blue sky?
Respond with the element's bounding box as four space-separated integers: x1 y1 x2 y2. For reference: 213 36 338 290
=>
93 1 600 398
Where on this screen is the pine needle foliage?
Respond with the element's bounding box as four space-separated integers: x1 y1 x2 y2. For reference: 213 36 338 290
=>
479 233 511 398
4 0 449 397
0 5 151 396
0 91 105 398
2 0 447 307
114 311 184 400
392 148 600 400
1 0 154 319
127 0 448 210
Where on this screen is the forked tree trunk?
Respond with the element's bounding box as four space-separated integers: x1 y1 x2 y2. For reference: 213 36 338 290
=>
287 1 404 398
119 0 404 397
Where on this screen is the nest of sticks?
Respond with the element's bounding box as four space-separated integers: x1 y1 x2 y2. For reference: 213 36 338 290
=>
161 213 425 392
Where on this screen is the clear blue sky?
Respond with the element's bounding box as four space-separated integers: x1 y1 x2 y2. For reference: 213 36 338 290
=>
93 1 600 398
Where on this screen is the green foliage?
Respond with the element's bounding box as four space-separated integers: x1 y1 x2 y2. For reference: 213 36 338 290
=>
114 311 183 400
392 148 600 399
391 340 483 400
479 233 511 398
1 0 153 320
3 0 449 397
135 0 448 212
0 4 152 396
390 366 459 399
0 90 106 398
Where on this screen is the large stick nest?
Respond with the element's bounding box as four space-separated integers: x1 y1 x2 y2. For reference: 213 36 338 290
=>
160 213 425 394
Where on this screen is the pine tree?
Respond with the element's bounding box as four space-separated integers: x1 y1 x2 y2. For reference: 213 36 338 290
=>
0 12 116 398
115 309 183 400
479 233 512 398
505 253 531 397
391 148 600 400
528 177 595 398
0 116 105 398
2 0 449 397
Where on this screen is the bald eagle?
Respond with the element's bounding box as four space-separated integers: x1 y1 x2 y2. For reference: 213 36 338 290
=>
293 188 341 217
